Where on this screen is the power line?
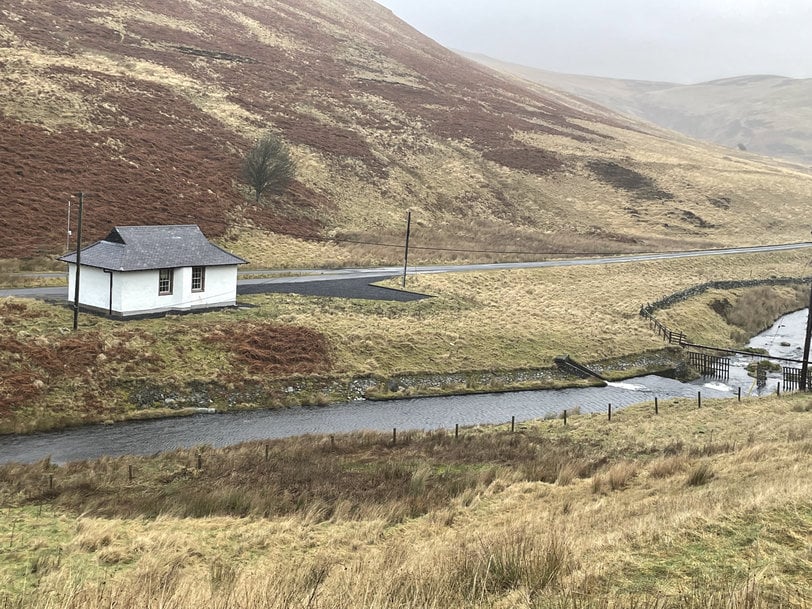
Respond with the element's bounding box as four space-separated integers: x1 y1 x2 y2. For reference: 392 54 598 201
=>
95 208 655 257
43 197 812 260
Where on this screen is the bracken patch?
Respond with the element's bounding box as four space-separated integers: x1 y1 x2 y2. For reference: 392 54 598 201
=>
208 323 332 375
0 329 144 410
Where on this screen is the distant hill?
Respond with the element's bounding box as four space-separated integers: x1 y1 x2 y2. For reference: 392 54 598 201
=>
1 1 812 262
463 53 812 168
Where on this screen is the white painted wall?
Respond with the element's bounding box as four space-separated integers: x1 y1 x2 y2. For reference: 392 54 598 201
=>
67 264 111 311
117 269 163 315
68 264 239 317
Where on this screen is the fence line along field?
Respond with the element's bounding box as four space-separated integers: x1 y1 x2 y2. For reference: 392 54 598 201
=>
0 390 809 608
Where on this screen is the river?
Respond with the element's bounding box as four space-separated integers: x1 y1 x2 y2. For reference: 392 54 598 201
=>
0 310 806 464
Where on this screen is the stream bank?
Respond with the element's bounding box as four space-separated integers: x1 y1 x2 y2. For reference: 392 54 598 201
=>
119 348 685 415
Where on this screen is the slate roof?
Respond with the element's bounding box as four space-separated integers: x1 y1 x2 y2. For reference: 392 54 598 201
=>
59 225 247 271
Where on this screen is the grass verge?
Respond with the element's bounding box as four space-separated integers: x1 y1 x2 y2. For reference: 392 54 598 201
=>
0 391 809 607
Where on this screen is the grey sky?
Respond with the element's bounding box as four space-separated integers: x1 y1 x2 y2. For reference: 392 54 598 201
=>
375 0 812 83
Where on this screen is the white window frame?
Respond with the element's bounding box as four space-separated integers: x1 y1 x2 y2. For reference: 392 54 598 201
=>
191 266 205 293
158 268 174 295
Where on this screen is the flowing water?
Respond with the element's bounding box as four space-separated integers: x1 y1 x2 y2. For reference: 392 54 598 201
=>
1 309 807 464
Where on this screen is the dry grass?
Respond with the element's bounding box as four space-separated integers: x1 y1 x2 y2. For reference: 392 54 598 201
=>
0 392 810 607
656 282 810 348
3 0 812 263
2 249 811 432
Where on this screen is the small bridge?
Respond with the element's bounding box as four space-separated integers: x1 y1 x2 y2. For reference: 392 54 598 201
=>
641 303 810 389
783 367 803 391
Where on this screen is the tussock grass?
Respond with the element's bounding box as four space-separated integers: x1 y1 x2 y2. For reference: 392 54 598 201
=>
1 392 810 607
591 460 638 493
686 461 715 487
648 454 689 479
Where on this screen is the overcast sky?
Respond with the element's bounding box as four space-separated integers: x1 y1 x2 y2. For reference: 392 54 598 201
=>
375 0 812 84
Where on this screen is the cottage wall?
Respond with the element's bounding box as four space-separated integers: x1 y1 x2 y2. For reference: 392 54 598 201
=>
174 265 239 310
67 264 111 311
116 269 162 315
70 266 239 316
119 266 238 315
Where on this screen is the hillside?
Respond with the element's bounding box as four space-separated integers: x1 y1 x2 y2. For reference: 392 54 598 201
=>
464 52 812 169
2 1 812 264
1 392 810 607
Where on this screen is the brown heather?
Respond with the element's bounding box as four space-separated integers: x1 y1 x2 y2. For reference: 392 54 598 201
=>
2 0 812 265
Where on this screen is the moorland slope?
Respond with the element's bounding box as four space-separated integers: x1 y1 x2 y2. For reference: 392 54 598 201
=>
465 52 812 169
2 0 812 264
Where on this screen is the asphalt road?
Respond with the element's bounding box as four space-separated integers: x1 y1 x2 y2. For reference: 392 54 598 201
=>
3 242 812 302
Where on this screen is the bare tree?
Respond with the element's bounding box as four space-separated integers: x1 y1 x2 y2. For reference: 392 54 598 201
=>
242 133 295 203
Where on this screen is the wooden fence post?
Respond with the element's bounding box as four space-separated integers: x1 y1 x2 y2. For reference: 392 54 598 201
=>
697 391 701 409
392 428 397 445
511 416 515 433
128 464 133 482
563 410 567 426
654 397 659 415
455 424 459 439
608 403 612 421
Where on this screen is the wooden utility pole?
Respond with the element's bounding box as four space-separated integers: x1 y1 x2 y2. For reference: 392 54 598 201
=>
72 191 84 331
401 209 411 288
800 279 812 390
66 200 72 252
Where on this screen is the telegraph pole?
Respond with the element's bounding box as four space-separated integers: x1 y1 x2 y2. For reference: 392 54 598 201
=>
801 277 812 390
401 210 411 288
72 192 84 331
66 199 72 252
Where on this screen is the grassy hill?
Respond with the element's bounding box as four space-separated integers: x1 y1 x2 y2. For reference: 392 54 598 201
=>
1 390 809 607
2 0 812 265
464 52 812 169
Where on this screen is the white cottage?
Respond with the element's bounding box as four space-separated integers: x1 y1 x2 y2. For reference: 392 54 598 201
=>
59 225 247 317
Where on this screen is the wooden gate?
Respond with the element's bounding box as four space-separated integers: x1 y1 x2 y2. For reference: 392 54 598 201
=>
686 351 730 380
783 367 802 391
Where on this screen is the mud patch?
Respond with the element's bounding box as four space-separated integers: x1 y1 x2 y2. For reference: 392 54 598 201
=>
172 45 257 63
708 196 731 209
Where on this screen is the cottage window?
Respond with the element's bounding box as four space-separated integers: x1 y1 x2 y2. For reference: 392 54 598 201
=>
158 268 174 295
192 266 205 292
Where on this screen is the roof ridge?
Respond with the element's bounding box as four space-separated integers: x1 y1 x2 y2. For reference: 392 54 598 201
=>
116 224 200 229
58 224 246 270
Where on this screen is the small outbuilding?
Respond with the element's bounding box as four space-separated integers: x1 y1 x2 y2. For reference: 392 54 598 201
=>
59 225 247 318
